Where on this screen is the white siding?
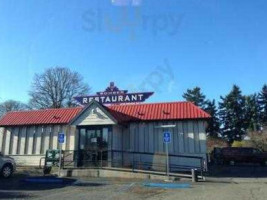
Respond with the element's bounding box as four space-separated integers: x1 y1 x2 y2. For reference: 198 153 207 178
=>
27 127 35 154
198 121 207 153
68 126 76 150
52 125 60 149
43 126 50 154
19 127 27 155
177 122 184 153
0 127 5 153
4 128 11 155
35 126 42 154
188 121 195 153
72 104 116 126
11 127 19 155
61 125 68 150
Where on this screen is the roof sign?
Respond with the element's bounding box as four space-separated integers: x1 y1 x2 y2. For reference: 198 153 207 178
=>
74 82 153 105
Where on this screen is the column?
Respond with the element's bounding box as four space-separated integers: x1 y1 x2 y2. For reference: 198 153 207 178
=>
188 121 195 153
52 125 60 150
43 126 51 154
11 127 19 155
27 126 35 154
19 127 27 155
35 126 42 154
0 128 5 153
4 128 11 155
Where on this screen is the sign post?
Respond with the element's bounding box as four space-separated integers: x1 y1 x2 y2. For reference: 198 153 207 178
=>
163 132 171 178
58 133 65 176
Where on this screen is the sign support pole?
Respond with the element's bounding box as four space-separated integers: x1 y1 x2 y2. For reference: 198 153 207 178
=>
58 143 62 177
57 132 64 177
166 141 169 178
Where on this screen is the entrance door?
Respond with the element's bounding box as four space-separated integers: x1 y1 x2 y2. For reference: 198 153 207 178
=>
78 126 109 167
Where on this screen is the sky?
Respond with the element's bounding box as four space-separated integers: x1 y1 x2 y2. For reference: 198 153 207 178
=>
0 0 266 104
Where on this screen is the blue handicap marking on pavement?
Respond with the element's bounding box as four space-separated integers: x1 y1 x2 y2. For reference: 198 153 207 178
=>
143 182 191 189
58 133 65 144
163 132 171 143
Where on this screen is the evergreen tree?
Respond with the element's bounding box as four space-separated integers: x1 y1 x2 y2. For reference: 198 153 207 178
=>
258 84 267 125
244 94 261 131
205 99 221 137
219 85 246 142
182 87 207 109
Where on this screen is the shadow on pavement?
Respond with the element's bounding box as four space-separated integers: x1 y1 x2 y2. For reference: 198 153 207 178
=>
0 192 34 199
208 164 267 178
0 175 76 191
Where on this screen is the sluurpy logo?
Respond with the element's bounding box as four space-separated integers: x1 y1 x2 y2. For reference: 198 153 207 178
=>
111 0 143 7
82 0 184 40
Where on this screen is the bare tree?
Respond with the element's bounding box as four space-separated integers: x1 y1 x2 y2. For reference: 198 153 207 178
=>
29 67 90 109
0 100 28 118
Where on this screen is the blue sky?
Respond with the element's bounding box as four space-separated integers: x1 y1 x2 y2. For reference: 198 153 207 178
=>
0 0 266 104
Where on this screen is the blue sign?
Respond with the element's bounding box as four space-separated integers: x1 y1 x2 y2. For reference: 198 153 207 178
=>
163 132 171 143
58 133 65 144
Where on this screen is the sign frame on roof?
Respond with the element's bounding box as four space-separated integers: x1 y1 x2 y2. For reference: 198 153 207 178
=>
74 82 154 105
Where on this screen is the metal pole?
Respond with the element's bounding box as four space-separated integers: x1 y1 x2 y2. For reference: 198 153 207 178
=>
166 142 169 178
58 144 62 176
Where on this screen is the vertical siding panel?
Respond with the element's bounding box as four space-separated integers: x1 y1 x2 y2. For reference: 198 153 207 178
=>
129 123 135 151
188 121 195 153
49 126 54 149
43 126 50 153
173 121 178 153
177 121 184 153
139 123 144 152
53 125 59 149
35 126 42 154
69 126 76 150
169 121 175 153
134 124 138 151
12 127 19 155
19 127 26 155
9 128 14 154
183 122 188 153
61 125 68 150
126 127 130 151
170 121 176 154
148 122 153 153
153 122 157 152
194 122 200 153
27 127 34 154
157 122 162 153
122 127 128 151
146 125 149 152
0 127 5 153
198 121 207 153
4 128 11 155
154 122 158 153
65 126 70 151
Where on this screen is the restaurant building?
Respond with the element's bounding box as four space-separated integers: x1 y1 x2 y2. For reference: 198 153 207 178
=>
0 83 210 170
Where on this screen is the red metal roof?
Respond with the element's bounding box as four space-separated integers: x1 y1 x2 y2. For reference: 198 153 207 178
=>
0 107 83 126
107 102 210 122
0 102 210 126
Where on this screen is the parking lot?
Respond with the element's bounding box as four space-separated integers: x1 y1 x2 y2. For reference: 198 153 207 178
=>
1 166 267 200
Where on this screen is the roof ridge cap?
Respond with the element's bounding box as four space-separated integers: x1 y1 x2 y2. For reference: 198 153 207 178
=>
108 101 189 107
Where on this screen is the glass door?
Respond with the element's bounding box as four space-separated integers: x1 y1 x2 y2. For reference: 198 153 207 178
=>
78 126 110 167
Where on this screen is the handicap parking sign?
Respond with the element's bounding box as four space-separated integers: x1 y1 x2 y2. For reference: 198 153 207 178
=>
58 133 65 144
163 132 171 143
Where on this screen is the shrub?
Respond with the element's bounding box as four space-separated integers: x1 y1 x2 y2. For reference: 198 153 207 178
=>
231 140 248 147
247 129 267 151
207 136 228 153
